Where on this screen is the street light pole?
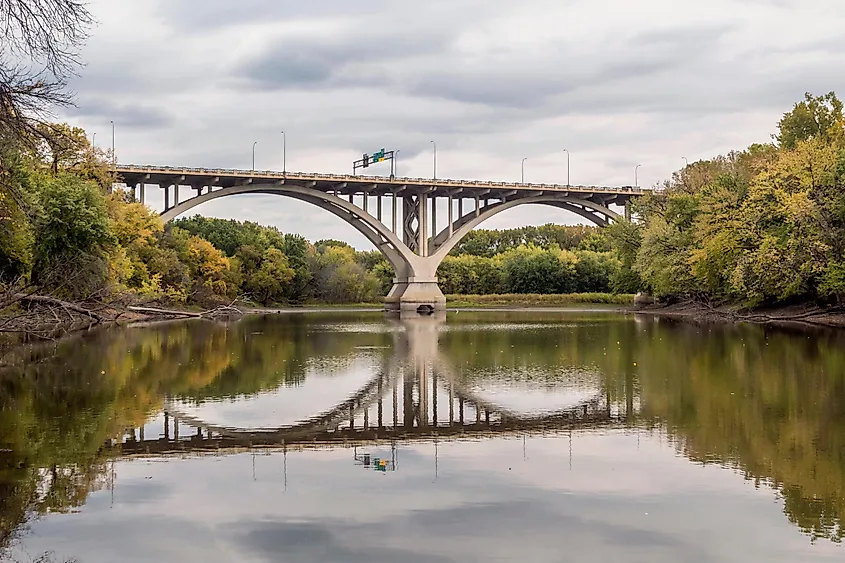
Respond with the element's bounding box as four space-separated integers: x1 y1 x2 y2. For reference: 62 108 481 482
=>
110 120 115 167
682 157 688 167
394 149 400 178
635 164 642 188
431 141 437 180
91 132 96 148
252 141 257 172
521 157 528 184
563 149 570 187
281 131 286 176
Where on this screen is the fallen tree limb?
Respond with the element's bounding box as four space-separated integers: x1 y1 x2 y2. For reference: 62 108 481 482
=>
15 293 107 323
127 304 243 320
127 306 202 318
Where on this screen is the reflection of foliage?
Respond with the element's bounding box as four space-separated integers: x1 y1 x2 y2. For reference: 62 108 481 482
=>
442 314 845 543
0 313 391 550
2 313 845 549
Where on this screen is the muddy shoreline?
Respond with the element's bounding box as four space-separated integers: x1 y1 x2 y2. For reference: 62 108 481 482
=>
629 301 845 329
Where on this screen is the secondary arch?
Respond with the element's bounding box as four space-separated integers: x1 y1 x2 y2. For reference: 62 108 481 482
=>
159 183 417 277
431 195 623 261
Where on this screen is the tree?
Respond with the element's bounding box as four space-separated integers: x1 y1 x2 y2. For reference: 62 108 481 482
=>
244 247 295 305
283 234 312 303
29 172 114 295
776 92 845 150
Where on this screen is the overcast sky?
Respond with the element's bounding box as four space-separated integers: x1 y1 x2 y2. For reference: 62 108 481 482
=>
61 0 845 247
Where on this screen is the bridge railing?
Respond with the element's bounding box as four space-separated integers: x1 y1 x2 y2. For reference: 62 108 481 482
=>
114 164 648 193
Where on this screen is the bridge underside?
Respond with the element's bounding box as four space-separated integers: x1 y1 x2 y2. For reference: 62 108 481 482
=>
117 167 639 311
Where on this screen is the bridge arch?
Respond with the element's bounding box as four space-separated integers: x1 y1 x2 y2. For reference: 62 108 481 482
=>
430 195 622 260
156 184 626 311
160 184 422 278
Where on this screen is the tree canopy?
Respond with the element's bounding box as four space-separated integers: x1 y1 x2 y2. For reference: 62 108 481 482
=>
609 91 845 306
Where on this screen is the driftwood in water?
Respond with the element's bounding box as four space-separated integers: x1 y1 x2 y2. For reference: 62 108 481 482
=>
127 304 243 320
127 306 201 318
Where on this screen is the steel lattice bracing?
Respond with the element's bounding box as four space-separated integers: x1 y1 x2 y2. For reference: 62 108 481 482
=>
115 165 646 311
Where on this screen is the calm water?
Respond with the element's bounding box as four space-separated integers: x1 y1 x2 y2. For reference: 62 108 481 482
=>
1 311 844 562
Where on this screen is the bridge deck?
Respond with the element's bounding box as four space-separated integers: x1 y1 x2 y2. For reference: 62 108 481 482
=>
115 164 647 201
115 418 629 457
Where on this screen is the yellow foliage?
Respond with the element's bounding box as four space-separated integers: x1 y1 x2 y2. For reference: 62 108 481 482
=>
105 193 163 247
107 245 133 286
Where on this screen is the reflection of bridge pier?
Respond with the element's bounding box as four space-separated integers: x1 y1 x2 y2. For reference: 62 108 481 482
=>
111 316 637 458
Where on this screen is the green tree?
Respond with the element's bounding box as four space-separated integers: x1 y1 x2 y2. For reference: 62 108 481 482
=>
244 247 295 305
776 92 845 150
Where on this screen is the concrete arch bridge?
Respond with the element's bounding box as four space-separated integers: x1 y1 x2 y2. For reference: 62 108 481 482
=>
116 165 647 311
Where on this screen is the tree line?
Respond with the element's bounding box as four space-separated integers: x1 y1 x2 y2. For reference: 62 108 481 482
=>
5 92 843 309
173 218 623 302
0 124 622 310
609 91 845 306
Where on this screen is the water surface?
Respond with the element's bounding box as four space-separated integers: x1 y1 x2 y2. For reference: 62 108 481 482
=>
1 311 844 562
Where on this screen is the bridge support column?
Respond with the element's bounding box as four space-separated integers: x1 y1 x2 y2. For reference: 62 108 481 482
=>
384 254 446 312
384 276 446 312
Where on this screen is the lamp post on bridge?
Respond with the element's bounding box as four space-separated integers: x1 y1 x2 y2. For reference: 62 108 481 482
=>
430 141 437 180
393 149 400 178
682 157 688 168
252 141 257 172
563 149 570 187
91 132 96 149
635 164 642 188
521 157 527 184
281 131 286 176
110 120 115 168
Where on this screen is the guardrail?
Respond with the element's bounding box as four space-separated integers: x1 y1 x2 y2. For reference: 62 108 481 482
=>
115 164 648 193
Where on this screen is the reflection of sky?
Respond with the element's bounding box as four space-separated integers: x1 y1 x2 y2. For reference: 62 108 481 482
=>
15 431 842 563
173 356 380 429
464 366 604 415
469 386 599 415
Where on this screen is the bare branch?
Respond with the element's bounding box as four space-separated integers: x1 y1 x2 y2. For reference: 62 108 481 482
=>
0 0 93 77
0 0 93 145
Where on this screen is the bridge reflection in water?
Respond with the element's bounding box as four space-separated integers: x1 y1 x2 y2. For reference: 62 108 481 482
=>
113 314 635 458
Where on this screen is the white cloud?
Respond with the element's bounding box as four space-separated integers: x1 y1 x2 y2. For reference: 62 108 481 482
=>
62 0 845 246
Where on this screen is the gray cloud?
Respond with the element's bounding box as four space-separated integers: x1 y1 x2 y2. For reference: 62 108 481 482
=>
67 99 175 129
155 0 401 29
235 520 459 563
230 28 455 92
52 0 845 246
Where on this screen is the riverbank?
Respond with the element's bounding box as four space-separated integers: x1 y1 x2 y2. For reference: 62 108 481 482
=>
0 292 636 338
632 300 845 328
445 293 634 308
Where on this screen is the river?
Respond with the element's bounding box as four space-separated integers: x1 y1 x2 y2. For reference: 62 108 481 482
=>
1 311 843 562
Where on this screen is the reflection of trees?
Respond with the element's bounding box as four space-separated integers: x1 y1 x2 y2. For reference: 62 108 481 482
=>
2 313 845 547
441 314 845 543
178 315 393 403
631 322 845 544
0 313 389 550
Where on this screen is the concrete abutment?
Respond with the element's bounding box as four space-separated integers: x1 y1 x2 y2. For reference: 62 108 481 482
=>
384 278 447 312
